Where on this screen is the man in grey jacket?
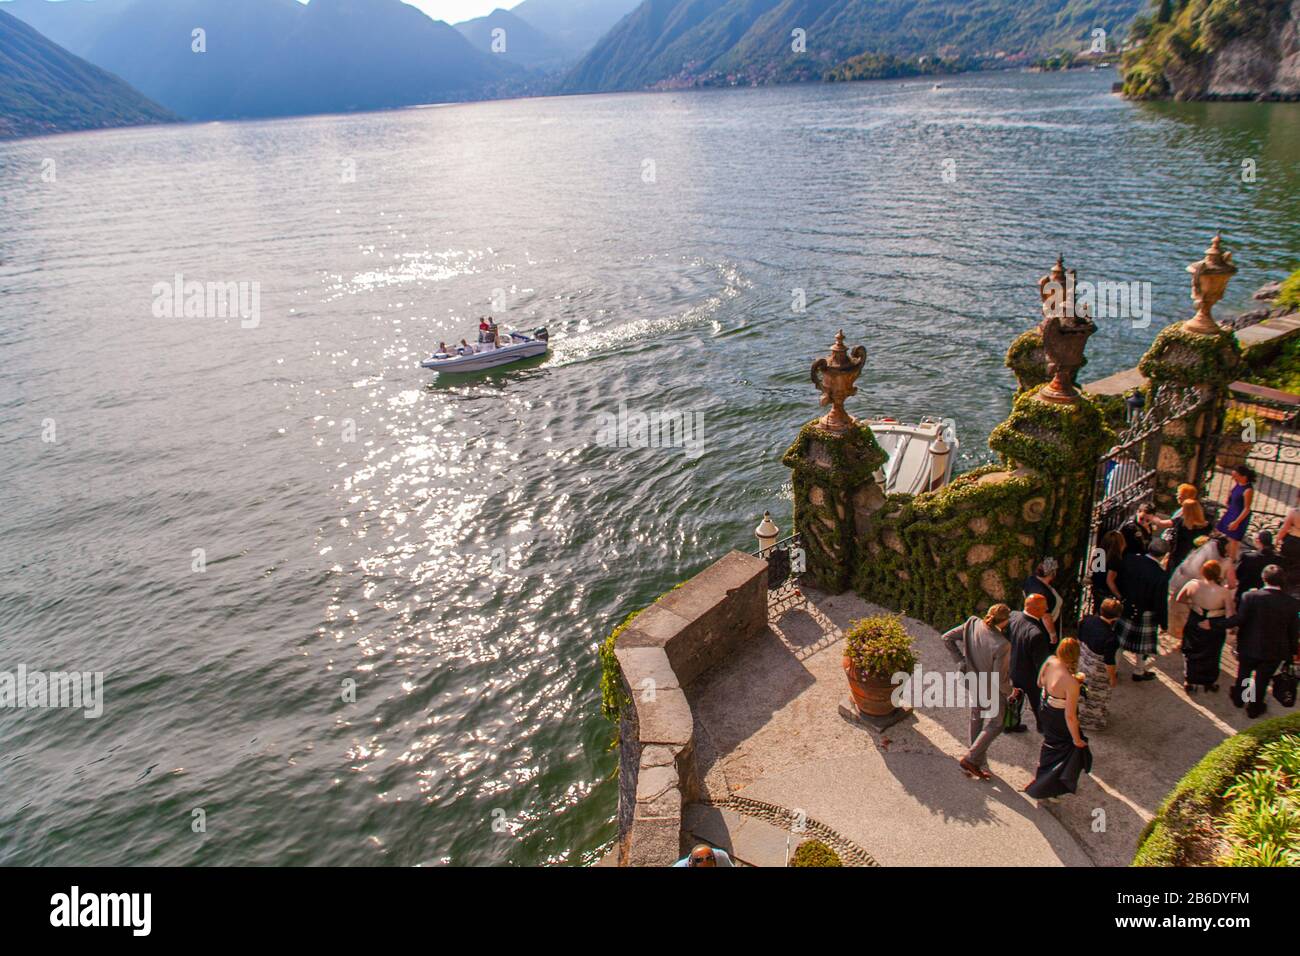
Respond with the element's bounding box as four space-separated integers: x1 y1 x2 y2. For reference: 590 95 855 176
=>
941 603 1016 780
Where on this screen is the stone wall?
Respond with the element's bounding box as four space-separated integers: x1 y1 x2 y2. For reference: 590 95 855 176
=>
610 551 767 866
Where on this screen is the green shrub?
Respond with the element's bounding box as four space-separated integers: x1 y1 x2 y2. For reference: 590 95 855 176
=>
791 839 842 867
1135 716 1300 866
843 614 915 680
1221 405 1271 442
1277 268 1300 312
1215 733 1300 865
599 610 640 722
1248 333 1300 394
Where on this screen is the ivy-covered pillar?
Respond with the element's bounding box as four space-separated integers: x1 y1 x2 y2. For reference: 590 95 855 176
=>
1136 235 1243 508
988 256 1114 615
782 331 888 593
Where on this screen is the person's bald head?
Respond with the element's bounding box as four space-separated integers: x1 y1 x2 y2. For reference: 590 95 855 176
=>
1024 593 1049 617
687 845 717 867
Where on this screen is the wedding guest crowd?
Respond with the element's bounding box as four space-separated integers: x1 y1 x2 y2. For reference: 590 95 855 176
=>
934 470 1298 807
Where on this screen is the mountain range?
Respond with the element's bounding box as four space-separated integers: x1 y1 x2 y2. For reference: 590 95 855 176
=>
0 7 174 138
561 0 1151 92
1 0 1173 137
510 0 643 51
454 7 577 68
1 0 524 119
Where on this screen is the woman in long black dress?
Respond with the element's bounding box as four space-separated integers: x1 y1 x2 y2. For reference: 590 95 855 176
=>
1024 638 1092 800
1174 559 1233 692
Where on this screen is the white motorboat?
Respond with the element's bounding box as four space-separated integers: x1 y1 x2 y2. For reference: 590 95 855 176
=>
867 416 959 495
421 328 549 373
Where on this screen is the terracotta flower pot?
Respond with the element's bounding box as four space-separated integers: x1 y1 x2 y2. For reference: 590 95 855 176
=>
843 656 897 717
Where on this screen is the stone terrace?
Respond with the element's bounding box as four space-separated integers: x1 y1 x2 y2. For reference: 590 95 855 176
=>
684 587 1259 867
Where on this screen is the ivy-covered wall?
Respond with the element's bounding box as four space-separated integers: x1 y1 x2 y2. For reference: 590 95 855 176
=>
852 464 1053 626
1139 323 1241 508
846 385 1113 629
782 419 889 593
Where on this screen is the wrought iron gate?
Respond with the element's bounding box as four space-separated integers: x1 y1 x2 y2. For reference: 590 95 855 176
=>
1076 382 1211 615
1201 384 1300 538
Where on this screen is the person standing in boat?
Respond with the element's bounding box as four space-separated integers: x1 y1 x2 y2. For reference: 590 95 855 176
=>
1216 465 1255 563
478 317 493 344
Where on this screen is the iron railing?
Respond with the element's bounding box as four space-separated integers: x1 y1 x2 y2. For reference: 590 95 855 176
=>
754 532 805 610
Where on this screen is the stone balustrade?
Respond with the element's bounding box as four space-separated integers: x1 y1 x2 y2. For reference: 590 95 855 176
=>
611 550 767 866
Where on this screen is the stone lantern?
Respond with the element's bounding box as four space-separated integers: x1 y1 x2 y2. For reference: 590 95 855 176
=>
1183 234 1237 335
810 330 867 433
755 512 779 553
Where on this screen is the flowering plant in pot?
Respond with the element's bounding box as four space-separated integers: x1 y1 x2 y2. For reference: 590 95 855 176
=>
842 614 915 717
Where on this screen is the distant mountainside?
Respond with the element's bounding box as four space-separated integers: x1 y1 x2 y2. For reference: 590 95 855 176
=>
561 0 1150 92
2 0 517 120
455 7 575 68
0 8 174 138
0 0 123 51
1122 0 1300 100
510 0 643 53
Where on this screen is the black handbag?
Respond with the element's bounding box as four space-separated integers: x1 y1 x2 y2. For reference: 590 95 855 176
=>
1273 662 1297 708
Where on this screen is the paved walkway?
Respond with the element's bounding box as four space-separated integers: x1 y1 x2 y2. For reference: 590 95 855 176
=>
686 589 1259 866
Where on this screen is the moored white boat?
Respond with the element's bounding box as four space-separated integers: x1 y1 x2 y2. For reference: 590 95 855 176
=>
421 328 549 373
867 416 959 495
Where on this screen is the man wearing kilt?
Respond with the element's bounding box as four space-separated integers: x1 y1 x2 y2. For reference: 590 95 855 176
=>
1116 537 1170 682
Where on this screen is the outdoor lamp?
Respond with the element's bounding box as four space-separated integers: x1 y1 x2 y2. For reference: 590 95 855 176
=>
1125 389 1145 423
756 512 779 553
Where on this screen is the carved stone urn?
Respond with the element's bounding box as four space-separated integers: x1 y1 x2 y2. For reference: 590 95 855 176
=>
810 330 867 433
1183 234 1237 336
1036 255 1097 404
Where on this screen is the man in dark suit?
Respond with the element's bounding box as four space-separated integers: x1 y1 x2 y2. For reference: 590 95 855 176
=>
1007 593 1053 732
1116 537 1170 682
1226 565 1299 718
1234 530 1277 604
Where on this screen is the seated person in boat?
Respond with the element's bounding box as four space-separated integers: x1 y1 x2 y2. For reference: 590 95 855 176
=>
459 338 473 354
437 341 454 358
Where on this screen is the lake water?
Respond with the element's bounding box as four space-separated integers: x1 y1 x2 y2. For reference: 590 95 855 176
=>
1 69 1297 865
